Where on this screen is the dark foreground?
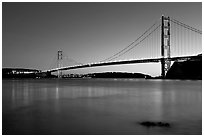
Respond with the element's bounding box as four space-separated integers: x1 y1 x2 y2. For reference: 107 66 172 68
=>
2 79 202 135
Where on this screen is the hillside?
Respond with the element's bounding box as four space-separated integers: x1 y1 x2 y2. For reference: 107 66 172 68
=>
166 54 202 80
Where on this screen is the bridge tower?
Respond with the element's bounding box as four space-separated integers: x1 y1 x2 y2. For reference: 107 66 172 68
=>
57 50 63 78
161 15 171 78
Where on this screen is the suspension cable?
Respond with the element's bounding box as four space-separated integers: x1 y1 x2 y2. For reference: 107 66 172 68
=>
105 24 161 61
101 20 160 62
47 55 58 70
170 18 202 34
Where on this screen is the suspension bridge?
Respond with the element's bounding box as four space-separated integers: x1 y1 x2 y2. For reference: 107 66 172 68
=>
44 15 202 78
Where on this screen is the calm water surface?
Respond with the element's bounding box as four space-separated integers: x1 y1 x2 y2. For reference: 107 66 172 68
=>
2 79 202 135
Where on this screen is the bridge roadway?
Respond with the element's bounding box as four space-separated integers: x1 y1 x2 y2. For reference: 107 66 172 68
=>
45 55 200 73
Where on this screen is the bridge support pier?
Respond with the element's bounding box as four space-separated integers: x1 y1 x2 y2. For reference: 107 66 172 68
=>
161 15 171 78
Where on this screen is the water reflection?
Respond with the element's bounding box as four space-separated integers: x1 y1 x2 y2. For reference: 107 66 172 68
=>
52 85 125 99
150 90 163 121
10 80 32 108
55 86 59 99
3 79 202 135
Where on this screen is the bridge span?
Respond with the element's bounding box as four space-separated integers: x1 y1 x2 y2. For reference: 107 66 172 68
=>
44 15 202 78
45 55 200 73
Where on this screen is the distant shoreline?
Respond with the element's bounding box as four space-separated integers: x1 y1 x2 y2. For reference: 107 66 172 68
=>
2 54 202 80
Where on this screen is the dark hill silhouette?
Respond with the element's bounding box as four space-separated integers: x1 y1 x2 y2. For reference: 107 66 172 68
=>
166 54 202 80
83 72 152 79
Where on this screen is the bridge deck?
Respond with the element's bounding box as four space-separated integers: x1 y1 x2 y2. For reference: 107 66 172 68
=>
46 55 200 73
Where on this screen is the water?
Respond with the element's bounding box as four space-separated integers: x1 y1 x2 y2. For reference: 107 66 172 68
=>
2 79 202 135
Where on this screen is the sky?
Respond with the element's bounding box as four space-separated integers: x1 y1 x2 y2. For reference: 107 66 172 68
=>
2 2 202 76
